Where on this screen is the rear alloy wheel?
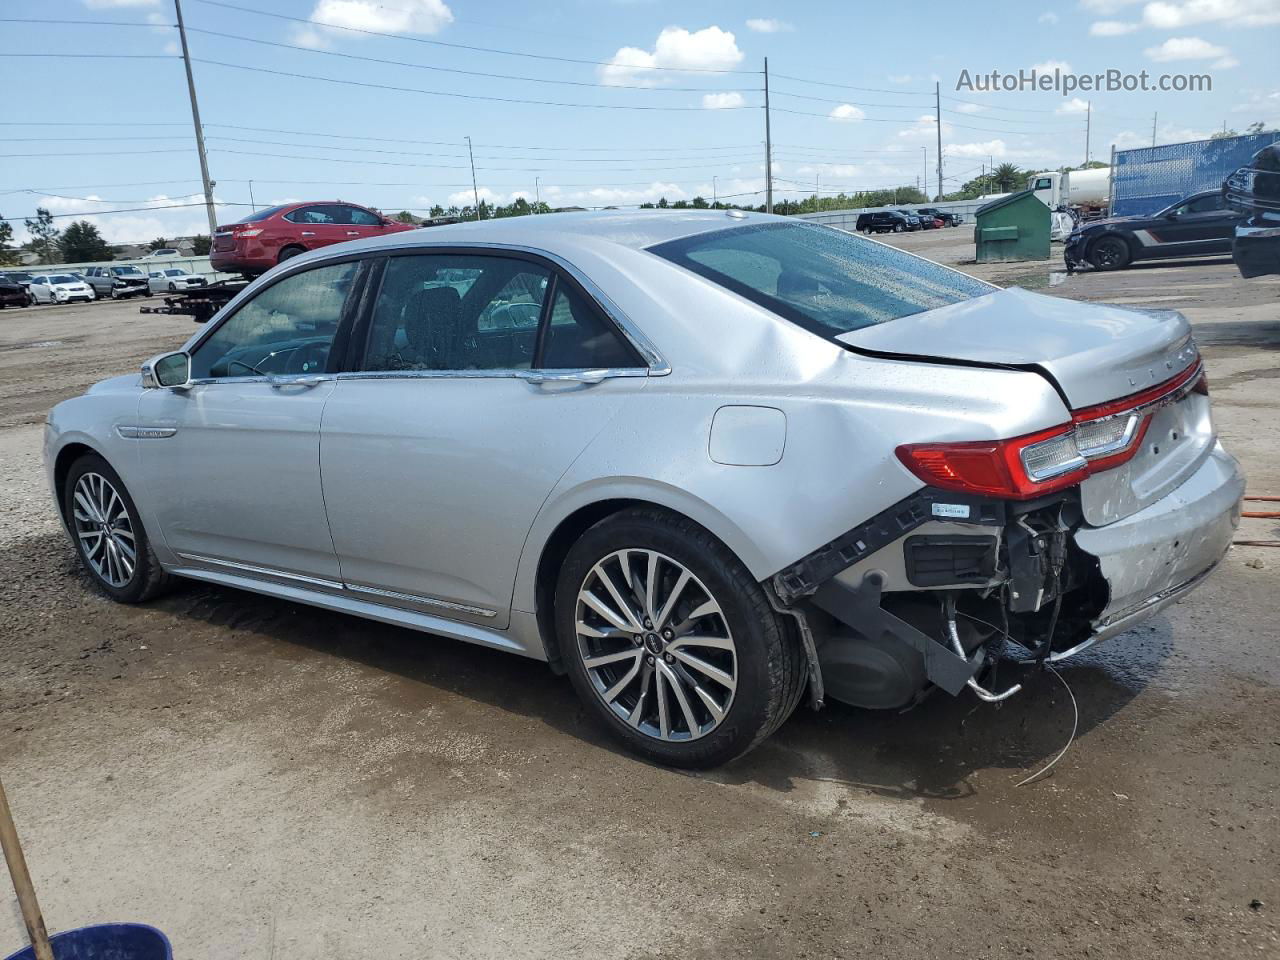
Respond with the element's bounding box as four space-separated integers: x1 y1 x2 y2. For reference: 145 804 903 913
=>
1089 235 1131 271
893 224 904 233
64 453 170 603
557 508 807 768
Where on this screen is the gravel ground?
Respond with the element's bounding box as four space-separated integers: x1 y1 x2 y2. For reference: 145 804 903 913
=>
1 241 1277 959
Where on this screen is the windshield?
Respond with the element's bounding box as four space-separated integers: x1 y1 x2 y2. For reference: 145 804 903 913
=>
165 269 186 276
235 205 289 224
112 267 143 276
49 275 76 284
650 221 993 338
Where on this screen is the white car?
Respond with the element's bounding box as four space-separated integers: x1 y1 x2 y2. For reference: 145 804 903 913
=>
144 248 181 258
29 274 96 304
147 268 208 294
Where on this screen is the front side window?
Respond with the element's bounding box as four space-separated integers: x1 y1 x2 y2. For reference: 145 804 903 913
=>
651 221 992 339
1035 177 1053 190
1183 194 1224 214
346 206 383 226
190 260 358 379
362 255 551 372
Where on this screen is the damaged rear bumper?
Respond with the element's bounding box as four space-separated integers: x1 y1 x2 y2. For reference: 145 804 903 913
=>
770 442 1243 709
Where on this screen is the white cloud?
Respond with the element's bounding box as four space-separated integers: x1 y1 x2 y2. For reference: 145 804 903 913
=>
15 192 220 247
745 18 793 32
897 115 953 140
1057 97 1092 114
292 0 453 47
1090 19 1140 34
702 91 745 109
944 139 1008 158
1231 89 1280 113
955 102 984 114
829 104 866 121
1143 0 1280 29
1214 55 1240 68
1144 35 1230 60
887 74 913 84
1031 59 1073 74
1038 11 1060 23
600 26 744 87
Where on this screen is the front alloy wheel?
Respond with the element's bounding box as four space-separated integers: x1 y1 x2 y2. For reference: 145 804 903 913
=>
575 549 737 742
71 472 136 588
64 453 170 603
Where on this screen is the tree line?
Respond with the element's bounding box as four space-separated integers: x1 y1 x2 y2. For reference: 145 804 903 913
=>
0 209 212 266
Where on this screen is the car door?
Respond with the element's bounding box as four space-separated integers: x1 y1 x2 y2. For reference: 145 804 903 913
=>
341 204 386 243
1150 194 1242 257
284 204 347 251
135 257 366 586
318 250 650 628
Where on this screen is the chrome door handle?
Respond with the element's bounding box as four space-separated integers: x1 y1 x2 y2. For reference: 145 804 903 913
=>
524 369 609 385
269 374 328 388
346 231 360 236
301 231 315 237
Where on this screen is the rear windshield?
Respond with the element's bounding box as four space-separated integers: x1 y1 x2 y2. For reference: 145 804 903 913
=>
650 221 992 337
49 275 76 284
234 204 290 224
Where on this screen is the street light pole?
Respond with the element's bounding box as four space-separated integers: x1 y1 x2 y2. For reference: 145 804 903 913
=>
763 57 773 214
174 0 217 236
465 135 480 221
534 176 540 212
712 175 718 207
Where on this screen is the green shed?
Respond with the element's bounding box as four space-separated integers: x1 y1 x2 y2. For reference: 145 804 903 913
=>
973 189 1050 262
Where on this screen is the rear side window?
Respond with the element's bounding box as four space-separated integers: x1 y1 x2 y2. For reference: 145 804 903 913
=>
346 206 383 226
651 221 992 338
541 283 638 370
362 255 551 372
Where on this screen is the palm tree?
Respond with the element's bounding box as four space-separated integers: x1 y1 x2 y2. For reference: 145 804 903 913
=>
992 163 1022 193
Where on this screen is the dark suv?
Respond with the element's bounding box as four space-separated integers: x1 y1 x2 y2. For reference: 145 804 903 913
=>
855 211 911 234
917 207 963 227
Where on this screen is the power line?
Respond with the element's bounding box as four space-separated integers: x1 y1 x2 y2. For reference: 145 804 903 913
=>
193 0 760 74
192 57 758 111
183 26 753 94
769 72 933 96
0 53 179 60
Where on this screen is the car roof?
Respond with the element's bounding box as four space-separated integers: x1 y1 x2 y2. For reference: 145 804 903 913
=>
329 209 788 257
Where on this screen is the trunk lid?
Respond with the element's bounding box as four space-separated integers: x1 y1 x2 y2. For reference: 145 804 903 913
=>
838 286 1213 525
835 286 1197 409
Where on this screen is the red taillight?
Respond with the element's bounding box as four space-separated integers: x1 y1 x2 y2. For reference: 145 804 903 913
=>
897 361 1206 500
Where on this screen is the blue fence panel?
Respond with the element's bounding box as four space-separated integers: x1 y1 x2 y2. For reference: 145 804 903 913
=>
1113 132 1280 217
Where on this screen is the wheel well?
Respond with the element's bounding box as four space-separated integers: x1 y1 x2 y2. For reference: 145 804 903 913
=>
278 244 306 261
52 442 94 527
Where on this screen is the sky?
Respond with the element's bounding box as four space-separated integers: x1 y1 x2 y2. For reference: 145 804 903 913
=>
2 0 1277 246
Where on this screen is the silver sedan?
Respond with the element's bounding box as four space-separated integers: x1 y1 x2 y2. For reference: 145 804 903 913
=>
147 268 208 294
44 211 1244 768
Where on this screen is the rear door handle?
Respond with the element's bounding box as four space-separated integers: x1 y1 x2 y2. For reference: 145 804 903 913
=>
524 370 609 385
301 231 315 237
346 231 360 236
269 374 328 388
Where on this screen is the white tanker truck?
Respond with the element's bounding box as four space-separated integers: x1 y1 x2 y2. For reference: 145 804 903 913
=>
1028 168 1111 218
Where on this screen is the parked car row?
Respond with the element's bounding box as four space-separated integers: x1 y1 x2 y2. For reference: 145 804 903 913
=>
0 267 210 307
854 209 965 234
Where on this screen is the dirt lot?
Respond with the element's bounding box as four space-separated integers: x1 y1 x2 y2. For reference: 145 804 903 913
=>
1 240 1277 959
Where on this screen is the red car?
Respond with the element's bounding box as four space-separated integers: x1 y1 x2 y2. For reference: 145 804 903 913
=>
211 201 417 276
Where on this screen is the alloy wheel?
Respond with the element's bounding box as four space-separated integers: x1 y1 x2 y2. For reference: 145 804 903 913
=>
574 549 737 742
71 472 136 588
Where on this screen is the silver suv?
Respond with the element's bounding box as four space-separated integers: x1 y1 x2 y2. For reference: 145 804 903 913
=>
44 212 1244 768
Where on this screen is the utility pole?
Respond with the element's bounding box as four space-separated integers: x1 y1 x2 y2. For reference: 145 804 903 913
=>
534 176 540 212
1152 112 1157 147
934 81 943 201
764 57 773 214
712 175 718 208
465 135 480 221
174 0 217 236
1085 100 1092 164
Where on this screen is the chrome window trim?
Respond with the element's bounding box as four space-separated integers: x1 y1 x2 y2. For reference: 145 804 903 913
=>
334 366 649 383
183 242 671 377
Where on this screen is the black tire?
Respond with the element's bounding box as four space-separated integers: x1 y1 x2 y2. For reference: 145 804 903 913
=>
893 224 904 233
555 507 807 769
1089 235 1131 271
168 283 177 292
63 453 171 604
278 245 305 264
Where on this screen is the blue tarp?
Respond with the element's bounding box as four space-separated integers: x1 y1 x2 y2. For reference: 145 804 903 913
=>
1113 132 1280 216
